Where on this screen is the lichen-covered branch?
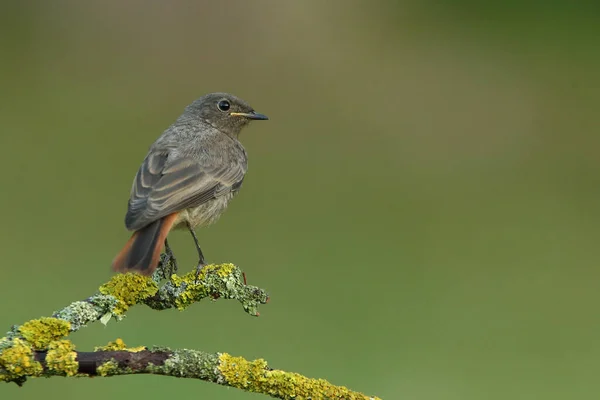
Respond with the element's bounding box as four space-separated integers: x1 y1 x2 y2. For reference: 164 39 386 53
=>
24 262 266 334
26 341 379 399
0 262 381 399
0 263 268 385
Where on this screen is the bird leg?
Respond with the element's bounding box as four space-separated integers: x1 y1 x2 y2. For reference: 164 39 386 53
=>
187 222 206 282
159 238 178 279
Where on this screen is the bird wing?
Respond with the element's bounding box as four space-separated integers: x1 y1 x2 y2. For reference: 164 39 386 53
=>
124 150 246 231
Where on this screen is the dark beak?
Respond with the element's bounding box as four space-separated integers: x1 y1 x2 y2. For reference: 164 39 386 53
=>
230 111 269 120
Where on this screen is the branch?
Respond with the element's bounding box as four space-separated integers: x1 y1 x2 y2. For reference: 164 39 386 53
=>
0 262 380 399
26 341 378 399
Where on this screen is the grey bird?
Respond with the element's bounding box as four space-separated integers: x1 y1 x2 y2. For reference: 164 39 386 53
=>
112 93 268 276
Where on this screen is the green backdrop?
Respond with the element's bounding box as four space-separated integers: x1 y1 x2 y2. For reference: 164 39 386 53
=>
1 1 598 399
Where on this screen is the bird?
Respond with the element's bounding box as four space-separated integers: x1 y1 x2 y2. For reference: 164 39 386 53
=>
111 92 268 276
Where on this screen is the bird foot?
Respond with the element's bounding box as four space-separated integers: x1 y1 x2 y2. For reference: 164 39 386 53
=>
159 252 178 280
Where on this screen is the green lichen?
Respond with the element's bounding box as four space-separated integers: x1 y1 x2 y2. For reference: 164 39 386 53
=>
94 338 146 353
168 263 264 314
99 273 158 315
96 360 120 377
0 338 43 382
202 264 242 299
0 337 10 351
218 353 381 400
19 318 71 349
45 340 78 377
202 264 268 316
53 301 101 331
161 349 219 380
88 294 120 311
141 263 268 316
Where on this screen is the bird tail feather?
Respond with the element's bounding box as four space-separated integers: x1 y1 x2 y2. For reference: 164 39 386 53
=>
112 213 178 276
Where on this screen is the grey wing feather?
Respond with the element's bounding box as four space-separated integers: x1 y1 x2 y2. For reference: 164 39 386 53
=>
125 151 246 231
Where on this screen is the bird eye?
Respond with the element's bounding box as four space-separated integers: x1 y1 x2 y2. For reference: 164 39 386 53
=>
217 100 231 112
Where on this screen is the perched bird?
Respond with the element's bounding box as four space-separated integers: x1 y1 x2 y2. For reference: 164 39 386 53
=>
112 92 268 276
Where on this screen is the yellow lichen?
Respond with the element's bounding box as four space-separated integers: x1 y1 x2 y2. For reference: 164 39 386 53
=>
126 345 147 352
169 272 208 310
95 338 127 351
218 353 269 389
45 340 78 376
96 360 119 377
19 318 71 349
166 263 237 310
218 353 380 400
0 338 43 382
99 273 158 314
95 338 146 353
202 263 236 278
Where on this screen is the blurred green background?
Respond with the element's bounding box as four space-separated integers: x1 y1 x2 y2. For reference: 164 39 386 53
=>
1 1 599 399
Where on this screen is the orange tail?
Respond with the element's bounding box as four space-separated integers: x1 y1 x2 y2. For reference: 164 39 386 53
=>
112 213 178 276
